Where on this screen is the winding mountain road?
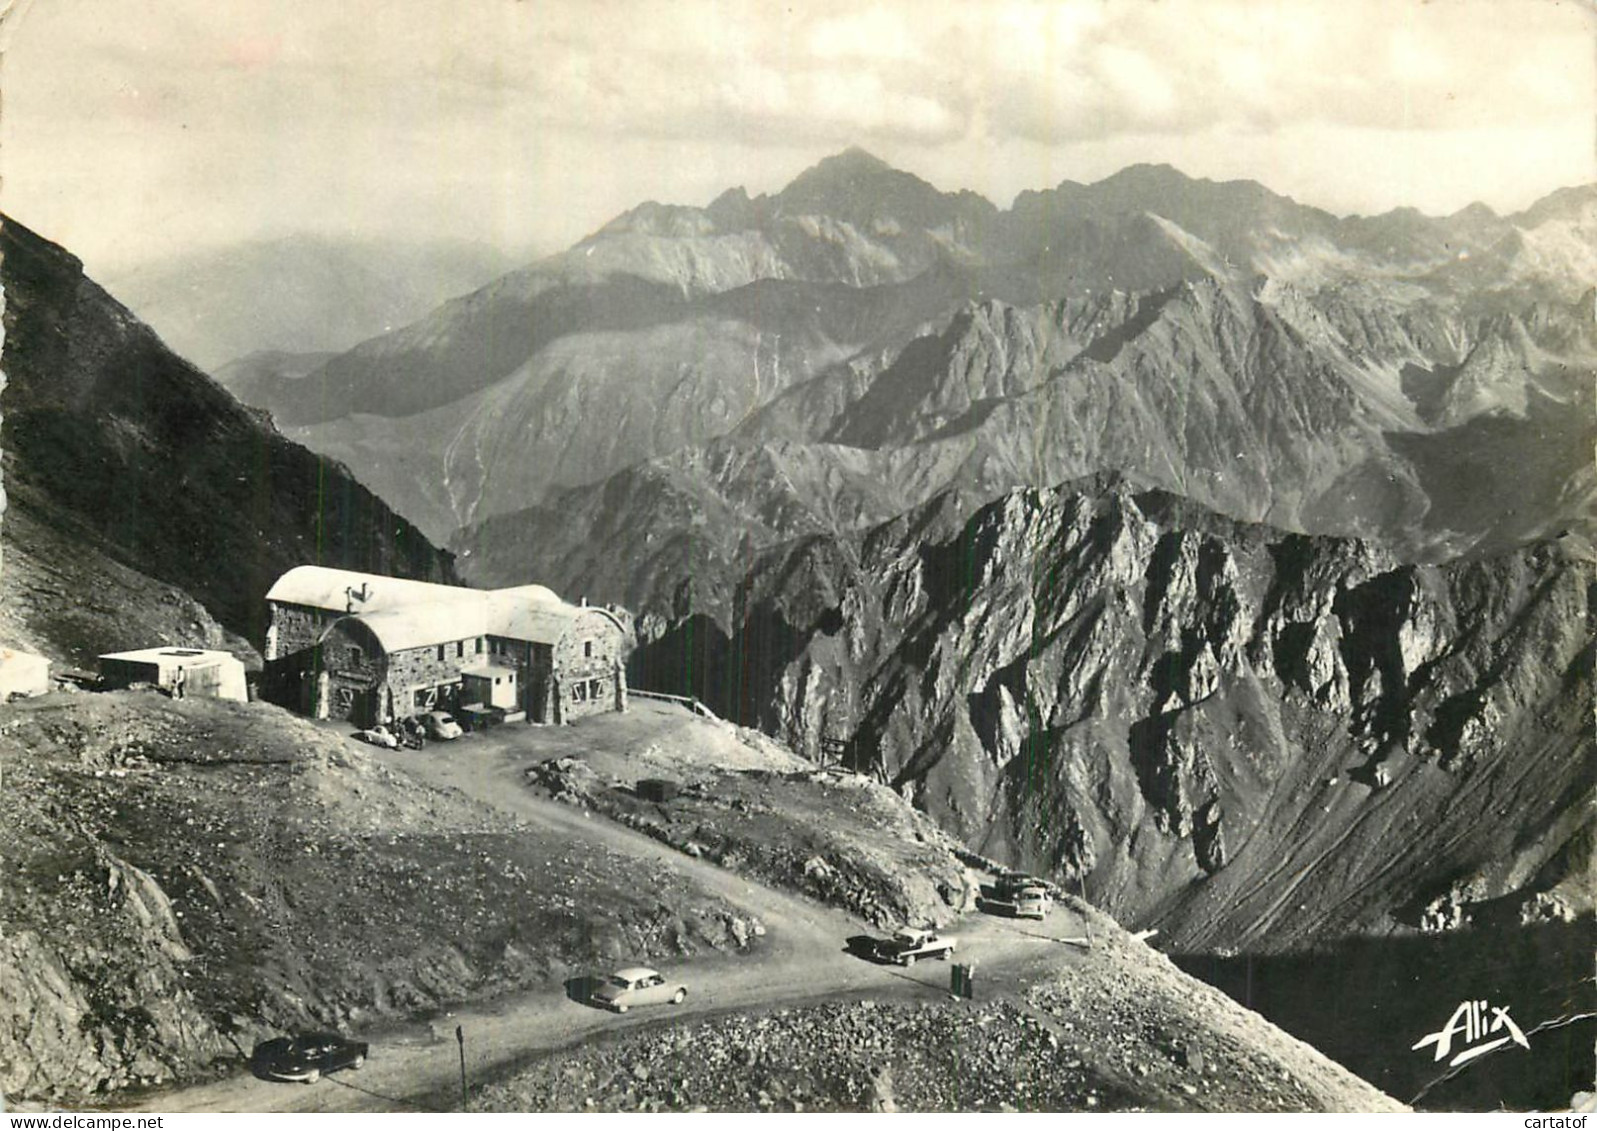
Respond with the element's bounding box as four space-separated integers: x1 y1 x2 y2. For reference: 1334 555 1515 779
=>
134 732 1084 1113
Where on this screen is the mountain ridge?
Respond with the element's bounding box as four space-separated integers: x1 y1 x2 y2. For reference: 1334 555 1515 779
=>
243 153 1594 572
628 474 1595 952
0 213 458 656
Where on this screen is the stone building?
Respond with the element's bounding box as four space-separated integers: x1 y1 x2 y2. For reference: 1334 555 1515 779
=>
263 566 629 726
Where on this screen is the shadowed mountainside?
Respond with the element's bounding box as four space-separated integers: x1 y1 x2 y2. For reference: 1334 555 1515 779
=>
630 476 1595 956
0 215 457 653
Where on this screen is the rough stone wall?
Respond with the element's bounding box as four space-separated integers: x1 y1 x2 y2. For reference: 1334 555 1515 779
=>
384 639 475 713
319 620 385 723
555 610 628 721
269 602 336 659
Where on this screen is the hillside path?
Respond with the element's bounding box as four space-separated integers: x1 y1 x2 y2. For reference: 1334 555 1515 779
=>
135 725 1081 1113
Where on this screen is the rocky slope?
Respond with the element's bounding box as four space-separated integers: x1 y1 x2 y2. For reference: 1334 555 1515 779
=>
474 900 1403 1113
0 692 764 1103
632 475 1595 954
0 214 457 653
0 490 256 671
528 756 979 930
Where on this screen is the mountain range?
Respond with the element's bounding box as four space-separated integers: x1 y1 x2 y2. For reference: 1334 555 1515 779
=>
0 153 1589 1109
206 151 1593 594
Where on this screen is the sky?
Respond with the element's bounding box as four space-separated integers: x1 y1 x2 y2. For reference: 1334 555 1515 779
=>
0 0 1592 278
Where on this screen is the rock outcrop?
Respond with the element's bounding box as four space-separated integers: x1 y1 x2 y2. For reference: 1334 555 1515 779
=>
636 476 1595 952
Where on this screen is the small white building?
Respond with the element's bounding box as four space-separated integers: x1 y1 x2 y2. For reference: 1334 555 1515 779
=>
0 648 51 699
99 647 248 702
461 663 518 711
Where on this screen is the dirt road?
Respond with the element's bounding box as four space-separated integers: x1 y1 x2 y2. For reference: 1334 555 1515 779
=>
134 730 1085 1113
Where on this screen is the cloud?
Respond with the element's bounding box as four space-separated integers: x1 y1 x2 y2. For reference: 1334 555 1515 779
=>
20 0 1587 151
2 0 1590 277
977 0 1594 144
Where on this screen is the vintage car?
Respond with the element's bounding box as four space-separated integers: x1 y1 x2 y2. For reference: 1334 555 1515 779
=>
257 1031 368 1084
422 710 464 740
357 724 400 749
982 884 1052 919
589 966 689 1013
982 872 1054 919
873 927 957 966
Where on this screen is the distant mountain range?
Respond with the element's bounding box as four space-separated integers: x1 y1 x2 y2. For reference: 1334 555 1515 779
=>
99 234 517 371
232 149 1581 596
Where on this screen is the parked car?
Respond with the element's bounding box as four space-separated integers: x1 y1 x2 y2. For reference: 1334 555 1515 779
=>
981 884 1052 920
873 927 957 966
423 710 464 740
357 724 399 749
994 871 1056 896
257 1031 368 1084
589 967 688 1013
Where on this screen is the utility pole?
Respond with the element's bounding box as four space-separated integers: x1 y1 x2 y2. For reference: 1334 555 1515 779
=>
1079 867 1092 948
456 1024 468 1111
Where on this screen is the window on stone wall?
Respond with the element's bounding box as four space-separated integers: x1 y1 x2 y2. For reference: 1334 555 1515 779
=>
584 640 594 658
589 679 602 700
573 682 587 702
350 645 362 666
476 637 484 654
437 644 445 661
456 641 464 658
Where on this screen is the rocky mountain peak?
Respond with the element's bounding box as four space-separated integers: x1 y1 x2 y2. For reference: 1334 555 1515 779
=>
772 146 998 232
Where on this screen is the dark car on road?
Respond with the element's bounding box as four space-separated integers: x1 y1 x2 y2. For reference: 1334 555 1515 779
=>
256 1031 368 1084
873 927 957 966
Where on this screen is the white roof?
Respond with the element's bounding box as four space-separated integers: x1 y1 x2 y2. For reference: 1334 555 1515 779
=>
495 583 562 604
350 605 489 653
269 565 611 651
487 590 584 645
611 966 659 982
266 565 478 615
100 647 242 665
461 664 517 679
